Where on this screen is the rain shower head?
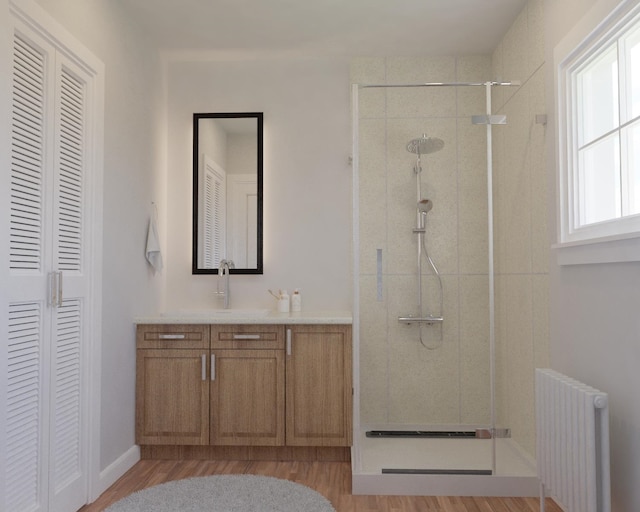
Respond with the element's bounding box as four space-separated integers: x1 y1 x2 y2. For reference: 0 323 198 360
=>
407 134 444 155
418 199 433 214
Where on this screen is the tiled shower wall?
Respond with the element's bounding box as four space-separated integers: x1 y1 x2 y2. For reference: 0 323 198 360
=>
351 0 549 461
351 55 494 428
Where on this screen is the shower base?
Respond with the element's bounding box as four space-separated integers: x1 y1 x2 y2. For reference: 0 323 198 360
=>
352 427 539 496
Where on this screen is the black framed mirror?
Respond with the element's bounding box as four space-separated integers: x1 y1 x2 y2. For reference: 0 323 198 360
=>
192 112 263 274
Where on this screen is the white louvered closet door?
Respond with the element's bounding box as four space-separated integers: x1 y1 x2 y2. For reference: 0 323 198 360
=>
49 52 92 512
5 16 96 512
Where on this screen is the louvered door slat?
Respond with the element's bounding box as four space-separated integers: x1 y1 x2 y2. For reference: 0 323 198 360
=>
59 165 82 180
5 302 43 512
11 180 42 198
12 64 45 104
12 94 44 122
10 163 42 188
11 124 43 150
13 85 44 117
10 33 45 273
55 67 84 273
14 34 45 67
13 52 45 85
10 159 42 184
53 299 82 490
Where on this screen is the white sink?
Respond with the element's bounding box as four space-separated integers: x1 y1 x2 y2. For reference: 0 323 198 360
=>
163 308 271 318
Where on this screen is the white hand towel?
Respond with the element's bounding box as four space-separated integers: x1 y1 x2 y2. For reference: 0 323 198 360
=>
145 216 163 274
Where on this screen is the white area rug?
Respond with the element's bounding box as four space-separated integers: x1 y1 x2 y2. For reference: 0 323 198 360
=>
104 474 336 512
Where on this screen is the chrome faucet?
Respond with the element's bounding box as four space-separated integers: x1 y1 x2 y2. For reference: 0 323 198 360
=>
217 259 235 309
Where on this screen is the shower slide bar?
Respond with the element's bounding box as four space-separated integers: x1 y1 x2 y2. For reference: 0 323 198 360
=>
359 80 521 89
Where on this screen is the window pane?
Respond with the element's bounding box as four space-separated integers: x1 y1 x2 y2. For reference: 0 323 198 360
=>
577 44 619 146
578 133 620 226
623 20 640 119
624 119 640 215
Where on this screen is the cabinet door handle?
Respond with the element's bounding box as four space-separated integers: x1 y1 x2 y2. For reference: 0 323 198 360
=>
286 328 292 356
158 334 186 340
211 354 215 381
201 354 206 381
233 334 261 340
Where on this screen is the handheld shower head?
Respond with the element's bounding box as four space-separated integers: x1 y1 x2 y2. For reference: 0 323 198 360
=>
418 199 433 214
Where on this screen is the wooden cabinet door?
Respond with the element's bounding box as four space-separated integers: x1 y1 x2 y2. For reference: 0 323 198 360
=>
286 325 352 446
210 349 285 446
136 349 210 445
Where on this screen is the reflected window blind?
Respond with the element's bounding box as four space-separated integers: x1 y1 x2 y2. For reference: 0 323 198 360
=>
203 162 225 266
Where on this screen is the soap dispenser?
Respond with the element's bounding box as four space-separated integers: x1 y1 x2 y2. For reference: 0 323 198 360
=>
291 289 302 312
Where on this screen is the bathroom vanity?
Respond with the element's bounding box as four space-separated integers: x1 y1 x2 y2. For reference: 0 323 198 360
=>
134 312 352 460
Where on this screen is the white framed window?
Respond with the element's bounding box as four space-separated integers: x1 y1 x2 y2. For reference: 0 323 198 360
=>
555 0 640 263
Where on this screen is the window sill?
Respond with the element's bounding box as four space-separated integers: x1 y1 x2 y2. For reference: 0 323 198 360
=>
553 233 640 265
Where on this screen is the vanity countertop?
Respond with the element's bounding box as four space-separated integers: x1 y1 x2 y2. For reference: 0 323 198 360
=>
134 310 352 325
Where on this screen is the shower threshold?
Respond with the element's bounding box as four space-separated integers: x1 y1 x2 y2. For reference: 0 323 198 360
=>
366 428 510 439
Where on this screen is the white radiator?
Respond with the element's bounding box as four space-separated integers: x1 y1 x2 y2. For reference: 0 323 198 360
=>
535 369 610 512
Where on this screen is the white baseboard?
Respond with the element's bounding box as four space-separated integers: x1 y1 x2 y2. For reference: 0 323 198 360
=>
352 473 540 496
89 445 141 502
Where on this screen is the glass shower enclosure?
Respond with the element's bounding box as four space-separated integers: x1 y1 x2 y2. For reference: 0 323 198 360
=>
351 75 527 490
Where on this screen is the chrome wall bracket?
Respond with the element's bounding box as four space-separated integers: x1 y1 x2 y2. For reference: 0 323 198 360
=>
471 114 507 125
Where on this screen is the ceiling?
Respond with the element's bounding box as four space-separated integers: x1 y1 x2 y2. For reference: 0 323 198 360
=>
118 0 528 58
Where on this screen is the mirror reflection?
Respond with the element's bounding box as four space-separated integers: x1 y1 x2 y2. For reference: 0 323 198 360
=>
192 112 263 274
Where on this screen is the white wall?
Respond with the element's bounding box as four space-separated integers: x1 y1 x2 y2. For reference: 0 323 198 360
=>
31 0 166 478
165 58 352 312
545 1 640 511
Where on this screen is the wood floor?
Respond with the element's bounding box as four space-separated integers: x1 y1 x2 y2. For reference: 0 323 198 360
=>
79 460 562 512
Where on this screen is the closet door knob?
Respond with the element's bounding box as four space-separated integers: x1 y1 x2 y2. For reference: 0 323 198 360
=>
57 271 63 306
48 271 63 307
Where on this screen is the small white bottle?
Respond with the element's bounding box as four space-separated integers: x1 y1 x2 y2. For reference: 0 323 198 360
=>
291 289 302 312
277 290 290 313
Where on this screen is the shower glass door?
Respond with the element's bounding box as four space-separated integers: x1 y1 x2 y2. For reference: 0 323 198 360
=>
353 64 496 476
